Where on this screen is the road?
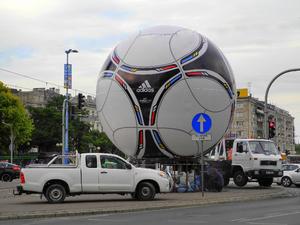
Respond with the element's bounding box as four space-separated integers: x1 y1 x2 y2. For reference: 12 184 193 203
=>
1 196 300 225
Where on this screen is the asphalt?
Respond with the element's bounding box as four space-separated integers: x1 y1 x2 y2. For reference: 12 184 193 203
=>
4 197 300 225
0 180 299 221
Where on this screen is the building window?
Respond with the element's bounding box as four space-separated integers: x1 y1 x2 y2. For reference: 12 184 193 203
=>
236 121 244 127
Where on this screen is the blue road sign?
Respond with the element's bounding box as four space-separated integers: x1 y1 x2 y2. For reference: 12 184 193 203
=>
192 113 212 134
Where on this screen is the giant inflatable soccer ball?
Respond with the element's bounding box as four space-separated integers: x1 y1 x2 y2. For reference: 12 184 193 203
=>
96 25 236 159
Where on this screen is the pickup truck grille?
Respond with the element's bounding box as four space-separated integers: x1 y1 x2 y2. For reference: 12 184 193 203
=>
260 160 277 166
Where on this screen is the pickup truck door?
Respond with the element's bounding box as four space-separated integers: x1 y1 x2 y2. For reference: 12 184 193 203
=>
81 154 100 192
99 155 134 192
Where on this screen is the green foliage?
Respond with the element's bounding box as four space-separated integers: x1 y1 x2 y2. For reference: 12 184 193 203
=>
29 95 119 155
0 82 34 155
28 96 64 152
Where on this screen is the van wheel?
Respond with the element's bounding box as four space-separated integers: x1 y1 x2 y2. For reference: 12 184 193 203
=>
233 171 247 187
136 182 156 201
1 173 12 182
281 177 292 187
45 184 66 203
258 178 273 187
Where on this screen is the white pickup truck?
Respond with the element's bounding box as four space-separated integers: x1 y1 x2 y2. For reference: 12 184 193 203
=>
14 153 171 203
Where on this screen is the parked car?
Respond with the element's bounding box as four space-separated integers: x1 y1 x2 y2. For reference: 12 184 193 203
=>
0 162 21 182
274 164 300 187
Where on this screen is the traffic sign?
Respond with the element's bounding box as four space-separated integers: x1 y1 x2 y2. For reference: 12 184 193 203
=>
192 134 212 141
192 113 212 134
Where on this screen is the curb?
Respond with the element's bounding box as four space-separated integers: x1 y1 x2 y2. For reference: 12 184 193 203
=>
0 189 293 221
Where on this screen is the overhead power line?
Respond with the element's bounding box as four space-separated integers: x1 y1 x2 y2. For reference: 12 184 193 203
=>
0 67 96 96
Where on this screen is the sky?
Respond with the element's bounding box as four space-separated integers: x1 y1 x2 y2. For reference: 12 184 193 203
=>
0 0 299 143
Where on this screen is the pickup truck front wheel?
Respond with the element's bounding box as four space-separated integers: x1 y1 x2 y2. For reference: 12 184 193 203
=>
45 184 66 203
136 182 156 201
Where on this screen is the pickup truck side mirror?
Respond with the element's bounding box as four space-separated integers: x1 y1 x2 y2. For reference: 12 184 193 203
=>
126 164 132 170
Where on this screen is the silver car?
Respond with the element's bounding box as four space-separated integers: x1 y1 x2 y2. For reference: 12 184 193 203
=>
275 164 300 187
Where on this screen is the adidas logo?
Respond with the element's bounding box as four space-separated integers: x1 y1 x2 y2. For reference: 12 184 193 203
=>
136 80 154 93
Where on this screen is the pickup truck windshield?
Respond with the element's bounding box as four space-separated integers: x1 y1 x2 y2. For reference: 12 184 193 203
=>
249 141 279 155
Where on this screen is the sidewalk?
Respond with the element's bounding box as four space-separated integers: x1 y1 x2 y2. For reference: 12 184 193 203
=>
0 183 297 220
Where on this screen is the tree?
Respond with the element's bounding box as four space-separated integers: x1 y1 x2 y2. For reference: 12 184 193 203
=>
28 95 64 152
29 95 119 155
0 82 34 155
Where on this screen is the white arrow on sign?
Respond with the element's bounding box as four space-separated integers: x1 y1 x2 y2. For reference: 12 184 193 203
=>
198 114 206 133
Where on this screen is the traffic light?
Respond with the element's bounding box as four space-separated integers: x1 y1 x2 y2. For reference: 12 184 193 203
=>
78 93 85 109
268 120 276 139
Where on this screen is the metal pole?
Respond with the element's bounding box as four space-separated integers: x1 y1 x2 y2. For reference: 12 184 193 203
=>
64 53 69 157
201 140 204 197
62 99 67 154
264 68 300 138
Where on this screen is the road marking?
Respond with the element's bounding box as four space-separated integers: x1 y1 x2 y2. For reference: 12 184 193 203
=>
231 211 300 223
167 219 208 224
88 218 126 222
247 222 287 225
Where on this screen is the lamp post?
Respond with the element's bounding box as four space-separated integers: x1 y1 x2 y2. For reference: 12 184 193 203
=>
63 49 78 157
264 68 300 139
1 121 14 163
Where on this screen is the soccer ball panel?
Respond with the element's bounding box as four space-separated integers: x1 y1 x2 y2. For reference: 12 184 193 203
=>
98 112 117 147
140 25 183 35
115 32 139 61
114 128 137 156
122 35 174 67
102 81 136 130
96 78 112 112
201 105 232 153
186 77 231 112
170 29 201 61
157 80 204 132
158 129 198 156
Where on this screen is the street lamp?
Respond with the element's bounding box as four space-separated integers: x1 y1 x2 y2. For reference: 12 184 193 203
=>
63 49 78 157
264 68 300 139
1 121 14 163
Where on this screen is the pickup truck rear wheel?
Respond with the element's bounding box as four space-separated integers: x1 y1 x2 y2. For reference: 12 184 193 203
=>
136 182 155 201
233 171 248 187
45 184 66 203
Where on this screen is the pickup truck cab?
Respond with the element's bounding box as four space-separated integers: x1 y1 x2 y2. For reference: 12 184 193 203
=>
209 139 283 187
15 153 171 203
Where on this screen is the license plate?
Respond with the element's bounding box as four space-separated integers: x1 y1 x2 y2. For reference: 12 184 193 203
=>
266 171 274 175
